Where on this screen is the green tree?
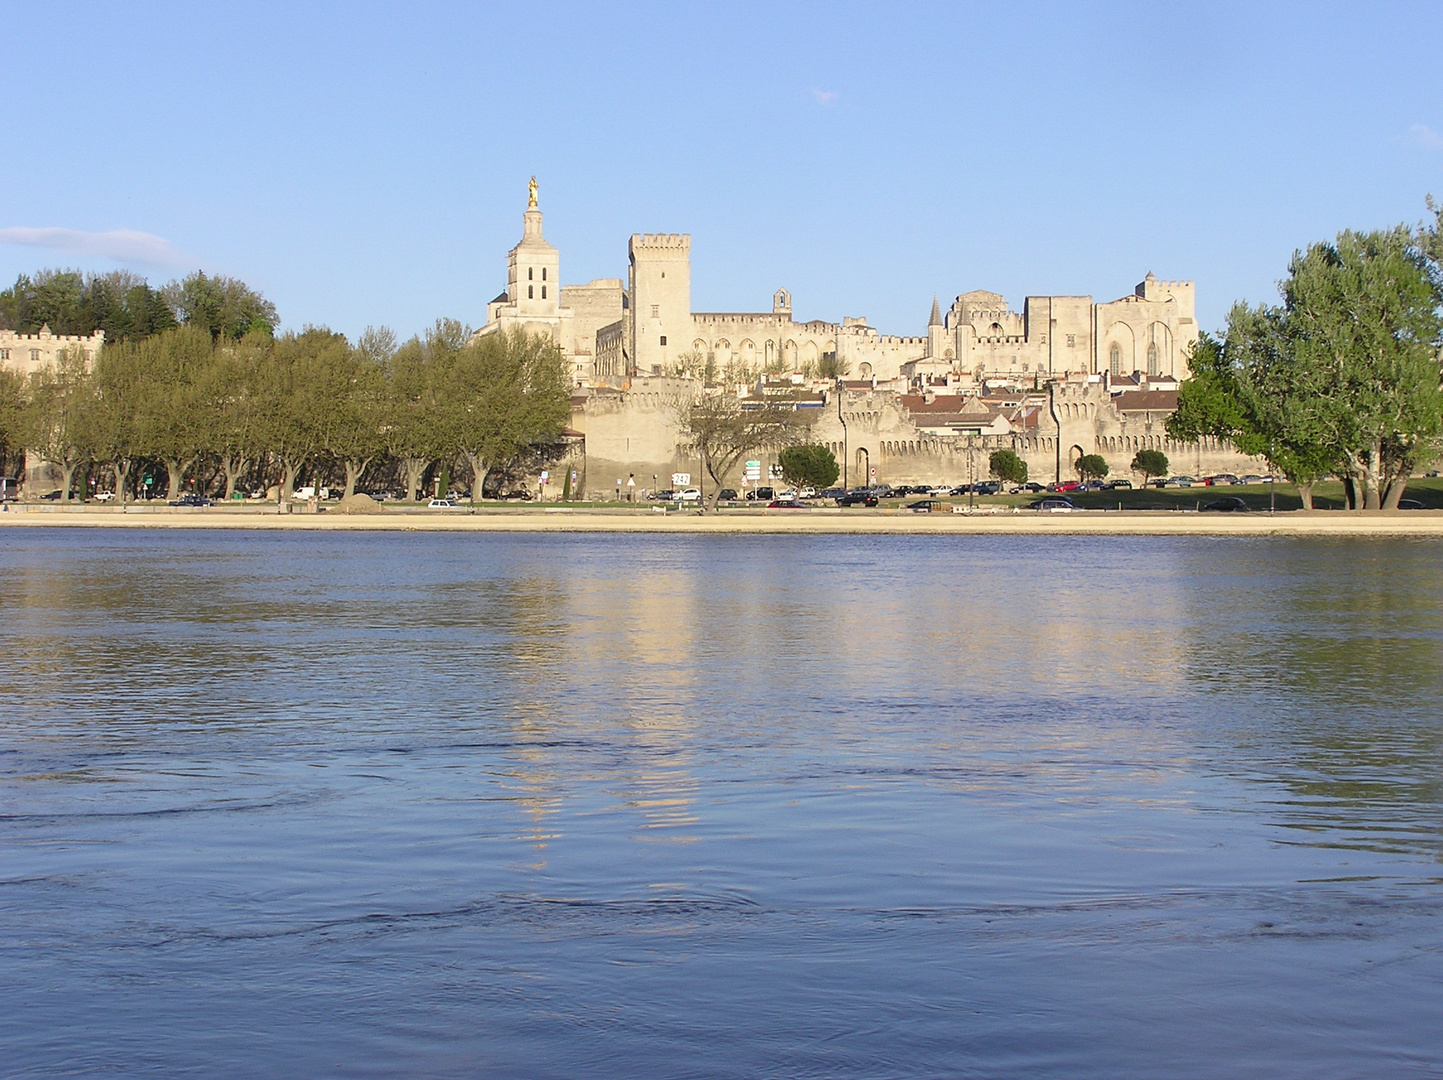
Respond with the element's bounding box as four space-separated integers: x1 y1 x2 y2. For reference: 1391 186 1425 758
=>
1075 453 1109 481
779 444 839 491
444 329 571 504
1168 225 1443 509
88 339 148 503
133 326 214 499
22 347 95 501
164 271 278 342
680 393 804 510
1131 448 1169 485
988 448 1028 484
256 328 349 500
0 367 26 478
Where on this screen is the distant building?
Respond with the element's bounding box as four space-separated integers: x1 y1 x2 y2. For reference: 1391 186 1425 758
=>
0 325 105 377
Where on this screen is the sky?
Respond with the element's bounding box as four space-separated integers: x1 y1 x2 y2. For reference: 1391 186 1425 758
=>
2 1 1441 342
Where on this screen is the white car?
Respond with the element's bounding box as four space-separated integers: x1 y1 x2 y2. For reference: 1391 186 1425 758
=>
677 488 702 503
427 498 463 509
92 491 116 502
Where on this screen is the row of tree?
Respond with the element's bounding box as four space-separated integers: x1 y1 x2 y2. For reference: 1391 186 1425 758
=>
1168 204 1443 509
0 321 572 504
0 268 278 343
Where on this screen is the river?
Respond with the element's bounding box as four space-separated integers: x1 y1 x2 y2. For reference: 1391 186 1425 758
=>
2 529 1440 1078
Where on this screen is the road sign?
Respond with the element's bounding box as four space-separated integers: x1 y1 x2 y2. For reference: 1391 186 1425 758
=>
744 460 761 481
671 473 690 486
539 470 549 482
869 466 877 481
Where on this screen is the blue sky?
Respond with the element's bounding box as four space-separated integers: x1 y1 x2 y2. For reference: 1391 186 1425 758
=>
2 1 1440 341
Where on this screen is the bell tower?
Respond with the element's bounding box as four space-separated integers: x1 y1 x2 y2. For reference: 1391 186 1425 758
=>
506 176 560 317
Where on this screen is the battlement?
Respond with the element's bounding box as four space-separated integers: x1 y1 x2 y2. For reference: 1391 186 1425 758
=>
0 327 106 345
630 233 691 252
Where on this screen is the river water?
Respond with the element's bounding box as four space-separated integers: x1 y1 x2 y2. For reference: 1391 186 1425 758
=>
1 529 1440 1078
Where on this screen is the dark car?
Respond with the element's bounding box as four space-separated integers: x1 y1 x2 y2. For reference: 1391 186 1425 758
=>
1203 496 1249 512
168 494 214 507
40 490 66 501
819 487 846 500
745 486 776 501
1009 482 1044 493
767 498 807 509
649 489 675 501
1104 479 1133 489
836 490 879 507
973 481 1002 495
1397 499 1425 510
1026 496 1074 511
716 488 738 502
905 499 947 513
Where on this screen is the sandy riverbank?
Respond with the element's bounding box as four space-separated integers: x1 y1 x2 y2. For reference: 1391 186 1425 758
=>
4 504 1443 535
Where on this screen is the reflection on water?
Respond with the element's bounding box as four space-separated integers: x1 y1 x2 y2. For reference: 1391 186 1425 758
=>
1 529 1441 1079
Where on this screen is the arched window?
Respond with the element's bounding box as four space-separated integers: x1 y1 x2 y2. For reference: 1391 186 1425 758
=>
528 285 534 299
1147 343 1159 376
528 268 533 280
541 286 547 299
1109 343 1122 376
541 268 547 281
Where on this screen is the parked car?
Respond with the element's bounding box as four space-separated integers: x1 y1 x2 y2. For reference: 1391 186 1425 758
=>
1165 476 1196 488
836 490 879 507
1081 480 1107 491
1238 474 1265 485
427 498 461 508
1103 479 1133 490
1205 474 1240 486
716 488 738 502
92 491 116 502
767 498 807 509
906 499 947 513
169 494 214 507
1009 482 1044 493
1026 496 1075 512
1203 496 1249 512
1047 480 1082 493
500 489 532 501
40 490 65 501
819 487 847 500
677 488 702 504
973 481 1002 495
649 489 675 501
1397 499 1425 510
745 487 776 501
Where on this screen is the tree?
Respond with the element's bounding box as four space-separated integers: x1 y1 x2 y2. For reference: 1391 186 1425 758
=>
680 394 805 510
779 444 839 491
1075 453 1109 481
256 328 349 500
164 271 278 342
443 328 570 504
989 448 1027 484
0 268 177 341
0 367 26 478
1168 224 1443 510
22 347 95 501
1131 448 1169 485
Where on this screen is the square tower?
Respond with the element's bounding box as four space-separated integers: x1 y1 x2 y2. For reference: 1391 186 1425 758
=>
628 233 691 375
507 206 561 317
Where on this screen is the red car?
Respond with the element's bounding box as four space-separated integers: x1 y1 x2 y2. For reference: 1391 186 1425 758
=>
767 499 808 509
1048 480 1082 492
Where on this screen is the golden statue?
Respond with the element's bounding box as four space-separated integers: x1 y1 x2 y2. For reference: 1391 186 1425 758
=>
528 176 538 209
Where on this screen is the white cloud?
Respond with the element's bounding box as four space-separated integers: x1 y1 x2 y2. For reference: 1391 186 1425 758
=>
1402 123 1443 150
0 226 189 266
809 87 839 105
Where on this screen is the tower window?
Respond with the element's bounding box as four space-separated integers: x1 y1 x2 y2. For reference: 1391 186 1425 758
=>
541 285 547 299
541 268 547 281
651 305 660 318
1109 343 1121 376
1147 343 1159 376
528 285 534 299
660 336 667 346
528 268 533 280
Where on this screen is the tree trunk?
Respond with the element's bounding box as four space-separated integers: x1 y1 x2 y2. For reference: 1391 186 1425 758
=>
402 458 427 503
280 459 300 501
1297 481 1314 510
1381 478 1406 510
344 458 371 499
59 460 79 503
1341 475 1359 510
222 455 247 501
114 459 132 507
462 452 488 504
164 459 184 501
1363 443 1383 510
